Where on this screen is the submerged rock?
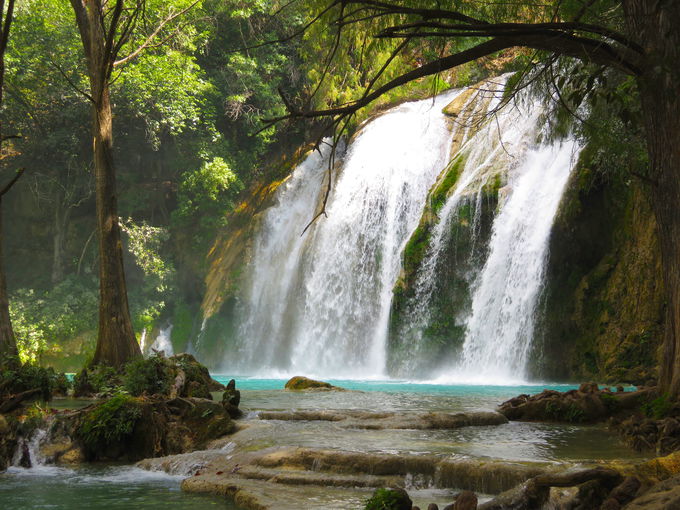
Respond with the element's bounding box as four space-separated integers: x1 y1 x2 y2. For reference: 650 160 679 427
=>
284 376 344 391
256 409 507 430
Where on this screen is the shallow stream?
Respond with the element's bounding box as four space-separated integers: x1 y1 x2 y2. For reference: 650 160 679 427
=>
1 379 647 509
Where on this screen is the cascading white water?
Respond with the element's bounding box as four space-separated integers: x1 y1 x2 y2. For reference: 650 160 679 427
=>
410 90 581 384
453 139 579 383
220 80 580 382
230 91 459 378
149 324 174 357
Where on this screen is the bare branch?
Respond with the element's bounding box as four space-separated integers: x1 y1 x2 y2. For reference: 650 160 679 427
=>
49 60 95 103
113 0 200 67
0 167 25 197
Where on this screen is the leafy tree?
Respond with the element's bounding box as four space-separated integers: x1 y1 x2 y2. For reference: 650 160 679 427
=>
271 0 680 396
172 156 243 250
67 0 198 367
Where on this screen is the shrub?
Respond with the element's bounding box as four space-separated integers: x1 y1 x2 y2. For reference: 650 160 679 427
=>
73 365 122 397
643 394 674 419
122 355 172 396
0 363 56 401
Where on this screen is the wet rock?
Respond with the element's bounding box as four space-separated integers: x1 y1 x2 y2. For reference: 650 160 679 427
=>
623 473 680 509
364 487 412 510
498 387 653 424
284 376 344 391
76 396 235 462
600 476 641 509
579 382 599 393
454 490 477 509
222 379 242 418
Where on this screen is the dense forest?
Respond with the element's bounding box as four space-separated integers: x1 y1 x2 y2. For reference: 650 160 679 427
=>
1 1 680 509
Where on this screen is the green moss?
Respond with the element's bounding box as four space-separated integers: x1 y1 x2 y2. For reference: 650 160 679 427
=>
430 154 466 214
642 394 673 419
77 393 142 452
402 223 432 278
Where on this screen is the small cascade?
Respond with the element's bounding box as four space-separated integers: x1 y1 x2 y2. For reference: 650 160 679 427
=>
149 324 174 357
12 428 48 469
229 91 459 377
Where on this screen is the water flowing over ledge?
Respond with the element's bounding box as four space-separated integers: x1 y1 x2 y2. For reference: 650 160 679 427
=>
211 80 581 383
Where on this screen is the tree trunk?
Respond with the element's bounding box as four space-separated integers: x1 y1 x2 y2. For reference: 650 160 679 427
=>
90 81 141 368
0 200 18 364
625 0 680 395
0 1 19 366
70 0 141 368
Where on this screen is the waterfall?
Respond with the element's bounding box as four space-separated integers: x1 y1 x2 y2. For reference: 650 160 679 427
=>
454 140 578 383
229 91 459 378
394 86 581 383
11 428 48 469
216 79 580 382
149 324 174 357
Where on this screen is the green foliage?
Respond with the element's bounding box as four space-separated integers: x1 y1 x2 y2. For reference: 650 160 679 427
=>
9 276 98 365
643 394 674 420
172 157 244 248
78 393 143 451
121 219 177 334
0 363 57 401
73 365 122 397
122 355 172 397
16 402 51 436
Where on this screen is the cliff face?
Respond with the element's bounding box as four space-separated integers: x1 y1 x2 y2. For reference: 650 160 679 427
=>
536 150 664 384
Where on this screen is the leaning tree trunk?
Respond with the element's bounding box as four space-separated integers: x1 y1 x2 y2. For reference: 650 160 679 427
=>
90 82 141 368
625 0 680 395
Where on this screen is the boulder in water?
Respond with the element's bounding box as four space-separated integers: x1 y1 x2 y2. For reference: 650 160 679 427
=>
284 376 344 391
453 491 478 510
221 379 242 418
364 487 412 510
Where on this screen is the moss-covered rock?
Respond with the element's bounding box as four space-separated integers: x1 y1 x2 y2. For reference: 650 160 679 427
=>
364 488 412 510
75 394 235 462
73 353 223 399
284 376 344 391
498 385 654 424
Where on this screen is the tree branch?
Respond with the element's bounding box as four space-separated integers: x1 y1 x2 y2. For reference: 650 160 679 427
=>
0 167 25 197
113 0 200 67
